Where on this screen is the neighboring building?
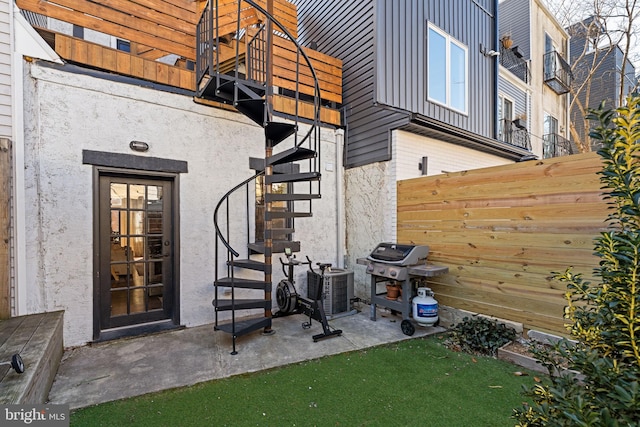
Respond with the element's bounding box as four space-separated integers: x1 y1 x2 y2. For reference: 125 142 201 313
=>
496 34 532 156
293 0 534 291
0 0 13 320
9 0 345 347
566 16 637 150
0 0 11 140
499 0 572 159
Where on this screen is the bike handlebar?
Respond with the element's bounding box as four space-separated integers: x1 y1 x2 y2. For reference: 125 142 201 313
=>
279 255 310 267
278 254 332 275
307 256 332 274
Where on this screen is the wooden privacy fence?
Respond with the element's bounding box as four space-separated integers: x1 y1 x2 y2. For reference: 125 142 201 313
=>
397 152 609 335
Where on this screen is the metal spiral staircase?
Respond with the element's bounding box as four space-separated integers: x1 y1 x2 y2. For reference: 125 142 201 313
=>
195 0 323 354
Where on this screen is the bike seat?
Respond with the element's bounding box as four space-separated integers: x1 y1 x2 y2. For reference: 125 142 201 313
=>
316 262 332 270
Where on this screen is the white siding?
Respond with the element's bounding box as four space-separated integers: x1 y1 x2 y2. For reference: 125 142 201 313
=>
389 130 512 240
344 161 395 296
0 0 12 138
394 130 512 177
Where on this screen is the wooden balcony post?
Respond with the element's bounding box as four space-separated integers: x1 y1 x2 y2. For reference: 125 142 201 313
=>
0 138 11 319
263 0 275 332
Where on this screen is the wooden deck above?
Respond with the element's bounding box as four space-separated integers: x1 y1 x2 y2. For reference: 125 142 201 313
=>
18 0 343 126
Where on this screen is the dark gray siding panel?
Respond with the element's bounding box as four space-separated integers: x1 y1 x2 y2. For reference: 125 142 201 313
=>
296 0 505 168
499 0 531 59
376 0 498 139
570 48 618 143
295 0 409 167
569 19 636 145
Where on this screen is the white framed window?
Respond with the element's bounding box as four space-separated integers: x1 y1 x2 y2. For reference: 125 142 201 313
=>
498 95 514 122
498 94 514 142
427 23 468 114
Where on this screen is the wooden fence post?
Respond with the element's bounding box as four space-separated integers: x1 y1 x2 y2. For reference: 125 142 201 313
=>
0 137 10 319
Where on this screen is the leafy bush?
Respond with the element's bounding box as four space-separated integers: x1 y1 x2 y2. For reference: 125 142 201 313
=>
450 315 516 356
513 97 640 426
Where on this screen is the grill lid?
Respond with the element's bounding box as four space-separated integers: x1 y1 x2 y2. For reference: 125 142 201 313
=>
367 243 430 266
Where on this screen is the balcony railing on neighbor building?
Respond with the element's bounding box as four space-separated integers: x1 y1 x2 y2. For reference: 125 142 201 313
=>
543 133 574 158
543 50 572 95
499 118 531 150
500 45 530 83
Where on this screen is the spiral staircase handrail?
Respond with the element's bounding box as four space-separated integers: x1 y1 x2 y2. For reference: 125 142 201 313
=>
213 171 264 258
212 0 324 260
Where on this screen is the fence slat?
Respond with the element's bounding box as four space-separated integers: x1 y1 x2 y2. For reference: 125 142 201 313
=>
398 152 606 335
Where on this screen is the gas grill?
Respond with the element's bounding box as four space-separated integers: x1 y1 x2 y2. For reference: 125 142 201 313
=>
357 243 448 334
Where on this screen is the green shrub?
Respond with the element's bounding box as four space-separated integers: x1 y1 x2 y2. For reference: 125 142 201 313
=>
513 97 640 426
450 315 516 357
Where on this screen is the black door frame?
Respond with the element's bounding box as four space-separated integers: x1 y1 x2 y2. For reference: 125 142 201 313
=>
91 165 181 341
100 175 174 326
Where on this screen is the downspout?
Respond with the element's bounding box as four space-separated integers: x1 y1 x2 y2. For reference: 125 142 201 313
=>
493 0 499 140
11 5 27 315
335 129 346 268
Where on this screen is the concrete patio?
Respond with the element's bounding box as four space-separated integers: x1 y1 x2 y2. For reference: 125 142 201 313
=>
47 307 444 410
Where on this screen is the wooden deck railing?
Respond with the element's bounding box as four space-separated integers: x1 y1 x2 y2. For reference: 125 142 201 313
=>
17 0 199 60
17 0 342 125
272 36 342 104
51 32 195 89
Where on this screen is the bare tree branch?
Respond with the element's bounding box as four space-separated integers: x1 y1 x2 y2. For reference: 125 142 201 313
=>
544 0 638 151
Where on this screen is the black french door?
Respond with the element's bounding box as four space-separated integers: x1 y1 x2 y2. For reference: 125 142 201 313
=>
98 175 175 330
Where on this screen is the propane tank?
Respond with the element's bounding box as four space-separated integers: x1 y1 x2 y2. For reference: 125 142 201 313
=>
412 287 438 326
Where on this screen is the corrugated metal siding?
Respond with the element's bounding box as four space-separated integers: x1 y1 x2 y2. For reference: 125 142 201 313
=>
0 0 12 139
20 10 47 28
592 52 618 106
569 19 636 145
295 0 410 168
377 0 498 138
570 49 618 143
499 0 531 59
296 0 504 168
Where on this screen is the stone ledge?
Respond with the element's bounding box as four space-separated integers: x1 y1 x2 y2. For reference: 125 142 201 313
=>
497 342 547 374
0 311 64 404
438 306 524 335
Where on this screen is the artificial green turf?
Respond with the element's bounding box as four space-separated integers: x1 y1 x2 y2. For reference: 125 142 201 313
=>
70 336 539 426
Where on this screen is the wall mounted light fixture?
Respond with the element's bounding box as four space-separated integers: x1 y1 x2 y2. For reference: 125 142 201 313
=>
129 140 149 152
480 43 500 57
418 156 428 176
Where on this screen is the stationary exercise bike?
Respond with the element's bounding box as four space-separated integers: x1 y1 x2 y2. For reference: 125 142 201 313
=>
1 353 25 374
274 248 342 342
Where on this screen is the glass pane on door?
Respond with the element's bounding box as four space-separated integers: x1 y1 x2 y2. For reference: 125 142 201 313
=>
104 178 172 328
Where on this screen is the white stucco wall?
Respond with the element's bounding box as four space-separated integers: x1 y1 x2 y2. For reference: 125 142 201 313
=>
344 161 394 297
345 130 512 298
22 61 340 347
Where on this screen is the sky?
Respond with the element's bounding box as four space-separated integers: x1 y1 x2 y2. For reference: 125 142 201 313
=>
541 0 640 70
